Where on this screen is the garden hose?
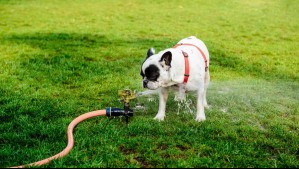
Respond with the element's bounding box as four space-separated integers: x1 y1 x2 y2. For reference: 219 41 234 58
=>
9 89 136 168
10 107 133 168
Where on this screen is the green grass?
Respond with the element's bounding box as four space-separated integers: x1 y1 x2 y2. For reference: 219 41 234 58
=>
0 0 298 168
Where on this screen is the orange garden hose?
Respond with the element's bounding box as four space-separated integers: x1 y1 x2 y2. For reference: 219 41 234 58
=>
8 89 137 168
10 109 107 168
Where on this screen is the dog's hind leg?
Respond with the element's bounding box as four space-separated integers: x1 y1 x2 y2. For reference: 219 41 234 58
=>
195 84 206 122
203 69 210 108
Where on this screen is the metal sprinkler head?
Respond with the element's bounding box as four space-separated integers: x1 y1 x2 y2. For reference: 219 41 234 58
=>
118 89 137 123
118 89 137 105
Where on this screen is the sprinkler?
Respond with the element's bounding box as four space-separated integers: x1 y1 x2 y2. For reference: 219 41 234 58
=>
116 89 137 123
9 89 138 168
106 89 137 123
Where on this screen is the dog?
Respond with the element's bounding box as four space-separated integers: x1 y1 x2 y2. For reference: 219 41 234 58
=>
140 36 210 122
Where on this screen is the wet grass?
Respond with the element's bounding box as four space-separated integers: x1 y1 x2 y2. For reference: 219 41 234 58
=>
0 0 298 168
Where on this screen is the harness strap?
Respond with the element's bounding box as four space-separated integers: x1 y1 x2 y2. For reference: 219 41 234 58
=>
173 43 208 72
182 51 189 85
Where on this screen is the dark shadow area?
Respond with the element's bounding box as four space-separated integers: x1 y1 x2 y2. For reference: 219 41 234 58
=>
4 32 173 54
1 33 174 88
3 32 297 83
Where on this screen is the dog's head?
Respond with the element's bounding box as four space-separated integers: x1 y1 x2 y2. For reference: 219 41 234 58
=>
140 48 174 90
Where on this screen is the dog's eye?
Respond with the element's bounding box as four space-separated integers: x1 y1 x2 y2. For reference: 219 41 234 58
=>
148 74 159 81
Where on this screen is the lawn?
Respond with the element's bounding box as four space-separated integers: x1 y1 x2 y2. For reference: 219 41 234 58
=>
0 0 298 168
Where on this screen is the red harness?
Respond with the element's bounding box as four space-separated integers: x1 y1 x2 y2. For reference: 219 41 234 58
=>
173 43 208 84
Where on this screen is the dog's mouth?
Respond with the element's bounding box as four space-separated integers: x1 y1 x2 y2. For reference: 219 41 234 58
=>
144 81 160 90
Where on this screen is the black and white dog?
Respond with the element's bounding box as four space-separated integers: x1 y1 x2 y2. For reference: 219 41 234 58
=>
140 36 210 122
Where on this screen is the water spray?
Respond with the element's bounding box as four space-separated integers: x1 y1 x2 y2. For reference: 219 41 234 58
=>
9 89 138 168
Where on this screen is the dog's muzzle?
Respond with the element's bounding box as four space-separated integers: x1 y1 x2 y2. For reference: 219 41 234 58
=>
143 80 160 90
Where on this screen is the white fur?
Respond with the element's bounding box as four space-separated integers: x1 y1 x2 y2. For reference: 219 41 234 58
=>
141 36 210 122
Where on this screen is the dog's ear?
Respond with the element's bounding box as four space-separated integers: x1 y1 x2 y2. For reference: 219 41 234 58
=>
160 51 172 70
146 48 155 58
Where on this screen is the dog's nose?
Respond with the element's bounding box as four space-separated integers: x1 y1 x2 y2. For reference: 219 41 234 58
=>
143 80 148 88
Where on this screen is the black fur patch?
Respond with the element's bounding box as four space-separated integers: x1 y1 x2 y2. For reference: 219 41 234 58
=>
144 64 160 81
147 48 155 58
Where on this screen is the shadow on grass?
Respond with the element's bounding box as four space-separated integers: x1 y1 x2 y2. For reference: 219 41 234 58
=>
3 33 297 83
4 32 173 57
2 33 174 86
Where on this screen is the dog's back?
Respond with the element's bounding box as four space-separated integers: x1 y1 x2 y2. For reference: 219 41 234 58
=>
176 36 210 65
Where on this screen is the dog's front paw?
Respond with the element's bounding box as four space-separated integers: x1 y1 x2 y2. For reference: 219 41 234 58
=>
195 115 206 122
154 114 165 121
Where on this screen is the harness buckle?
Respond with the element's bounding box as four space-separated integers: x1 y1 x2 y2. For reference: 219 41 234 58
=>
182 51 188 57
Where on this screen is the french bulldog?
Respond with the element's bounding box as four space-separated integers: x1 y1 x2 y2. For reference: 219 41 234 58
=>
140 36 210 122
